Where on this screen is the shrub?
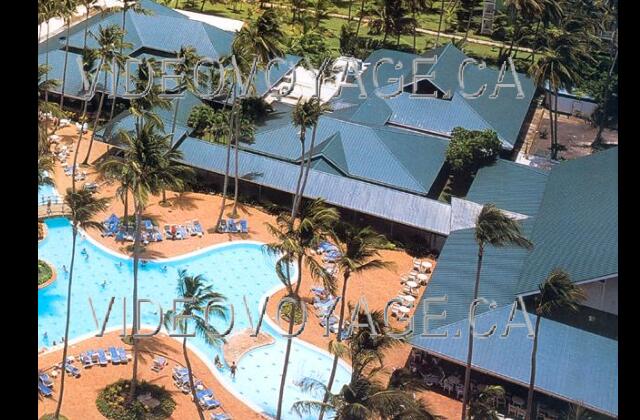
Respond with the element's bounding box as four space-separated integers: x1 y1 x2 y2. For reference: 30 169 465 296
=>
96 379 176 420
38 260 53 285
279 301 304 325
445 127 501 173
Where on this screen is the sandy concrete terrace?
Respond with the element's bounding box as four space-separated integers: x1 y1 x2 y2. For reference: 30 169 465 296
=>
42 125 462 418
38 330 265 420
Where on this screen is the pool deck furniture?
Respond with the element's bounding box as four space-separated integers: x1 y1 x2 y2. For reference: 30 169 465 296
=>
227 219 238 233
239 219 248 233
193 220 204 236
39 372 54 387
38 381 53 397
152 356 167 372
117 347 129 363
64 362 81 377
197 389 221 410
218 219 227 233
109 346 121 364
97 349 108 366
211 413 232 420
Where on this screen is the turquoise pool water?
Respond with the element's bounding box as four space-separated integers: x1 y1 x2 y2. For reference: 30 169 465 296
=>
38 216 350 419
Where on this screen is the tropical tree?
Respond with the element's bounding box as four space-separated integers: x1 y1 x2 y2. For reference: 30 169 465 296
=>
170 45 205 147
318 223 394 420
460 204 533 420
164 270 227 420
107 0 152 122
227 9 285 218
40 0 60 106
525 269 585 420
468 385 505 420
99 121 193 400
367 0 416 45
54 189 110 419
503 0 543 57
38 64 63 136
58 0 79 110
529 28 590 160
265 198 338 420
83 24 132 164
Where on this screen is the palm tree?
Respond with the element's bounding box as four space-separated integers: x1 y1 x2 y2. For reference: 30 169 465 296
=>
40 0 59 106
54 189 110 419
503 0 543 57
83 24 132 165
469 385 505 420
38 63 63 137
460 203 533 420
99 121 193 400
58 0 79 110
529 28 589 160
435 0 447 47
528 0 563 64
164 270 227 420
525 269 585 420
170 45 205 147
318 223 394 420
227 9 285 218
80 0 98 48
265 198 338 420
290 97 317 215
107 0 152 123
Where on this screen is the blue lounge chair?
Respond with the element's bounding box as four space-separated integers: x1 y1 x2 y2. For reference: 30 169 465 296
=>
179 225 189 238
97 349 108 366
143 220 153 231
217 219 227 233
211 414 231 420
117 347 129 364
239 219 248 233
197 389 221 409
81 352 93 368
193 220 204 235
38 381 53 397
152 356 167 372
164 225 173 239
227 219 238 233
65 363 81 377
39 372 53 387
109 347 121 364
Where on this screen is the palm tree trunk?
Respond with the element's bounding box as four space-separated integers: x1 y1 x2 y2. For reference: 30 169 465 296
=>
201 0 206 12
530 20 541 64
83 7 90 49
215 86 235 231
171 97 181 148
123 185 129 230
461 244 483 420
592 48 618 147
108 8 128 123
319 269 351 420
291 136 306 217
53 226 78 419
71 99 90 192
435 0 446 48
175 0 180 8
230 111 241 218
184 337 206 420
59 21 71 109
295 124 318 217
552 89 559 160
464 4 474 40
83 71 108 165
355 0 366 36
45 24 50 106
347 0 354 21
128 200 143 401
525 315 542 420
412 2 417 52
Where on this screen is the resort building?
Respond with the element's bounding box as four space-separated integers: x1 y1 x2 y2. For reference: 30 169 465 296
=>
410 148 618 418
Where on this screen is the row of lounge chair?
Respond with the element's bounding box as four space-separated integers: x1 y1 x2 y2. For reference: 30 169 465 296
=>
217 219 248 234
164 220 204 239
171 365 229 414
39 347 132 398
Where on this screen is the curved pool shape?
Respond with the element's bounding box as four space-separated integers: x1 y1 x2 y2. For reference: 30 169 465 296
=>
38 217 351 419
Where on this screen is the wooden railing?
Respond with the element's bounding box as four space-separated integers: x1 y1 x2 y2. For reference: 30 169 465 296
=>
38 196 71 219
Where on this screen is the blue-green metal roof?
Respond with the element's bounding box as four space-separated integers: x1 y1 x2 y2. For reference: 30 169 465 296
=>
411 306 618 417
333 44 536 149
38 50 87 98
247 108 449 195
517 148 618 292
466 159 550 217
177 137 452 235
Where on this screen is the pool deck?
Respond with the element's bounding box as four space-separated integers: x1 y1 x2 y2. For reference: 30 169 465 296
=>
37 330 266 420
43 125 462 419
222 328 275 367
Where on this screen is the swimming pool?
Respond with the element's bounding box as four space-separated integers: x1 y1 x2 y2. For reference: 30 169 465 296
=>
38 216 351 419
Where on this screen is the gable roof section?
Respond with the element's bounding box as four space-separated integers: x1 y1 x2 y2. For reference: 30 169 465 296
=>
517 148 618 292
411 306 618 418
177 137 452 235
466 159 550 217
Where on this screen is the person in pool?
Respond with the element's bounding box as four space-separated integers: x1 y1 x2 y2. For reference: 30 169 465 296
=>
214 355 223 369
230 361 237 379
161 265 168 272
62 265 67 273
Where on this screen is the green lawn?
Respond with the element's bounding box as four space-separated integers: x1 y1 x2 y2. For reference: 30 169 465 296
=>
178 0 506 61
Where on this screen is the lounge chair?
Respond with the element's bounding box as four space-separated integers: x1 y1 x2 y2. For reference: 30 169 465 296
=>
227 219 238 233
109 346 121 364
218 219 227 233
81 352 93 368
39 372 53 388
38 381 53 397
151 356 167 372
211 413 232 420
197 389 221 409
117 347 129 363
193 220 204 236
143 220 153 231
164 225 173 239
97 349 108 366
239 219 248 233
152 229 163 241
65 363 81 377
178 225 188 239
186 222 196 236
